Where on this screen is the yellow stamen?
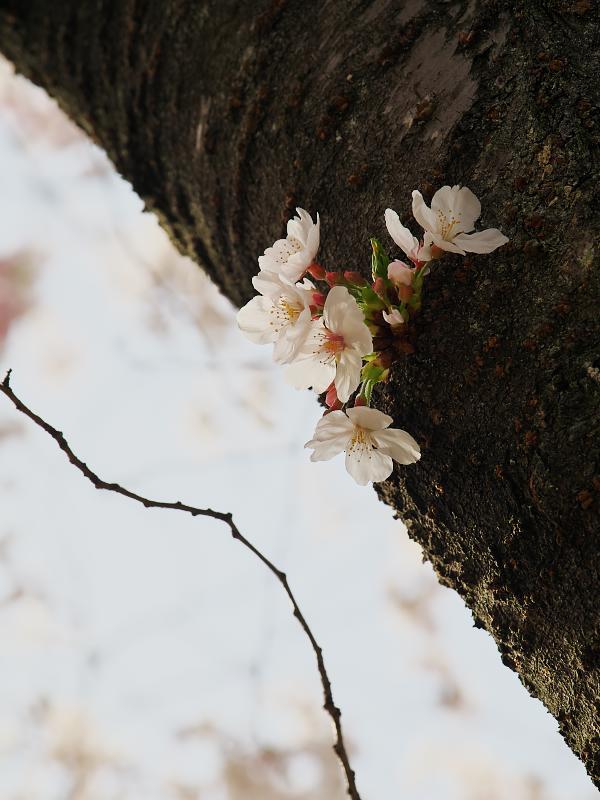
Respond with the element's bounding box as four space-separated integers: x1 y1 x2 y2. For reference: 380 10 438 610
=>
323 331 345 354
437 209 461 240
280 299 301 322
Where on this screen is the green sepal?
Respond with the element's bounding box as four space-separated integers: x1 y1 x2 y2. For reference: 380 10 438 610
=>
370 237 389 280
361 361 386 383
359 285 385 310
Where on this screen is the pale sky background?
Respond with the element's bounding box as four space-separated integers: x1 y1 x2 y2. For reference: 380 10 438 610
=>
0 58 596 800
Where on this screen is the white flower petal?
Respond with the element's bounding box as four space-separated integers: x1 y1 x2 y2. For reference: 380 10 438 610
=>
334 349 363 403
304 411 354 461
372 428 421 464
430 185 458 216
346 406 393 431
322 287 373 356
310 409 355 439
272 309 311 364
345 444 393 485
285 355 335 393
257 254 280 274
236 296 278 344
305 212 320 259
430 234 467 255
453 229 509 254
411 190 438 234
322 286 352 330
444 185 481 232
252 269 295 297
384 209 419 258
287 208 312 245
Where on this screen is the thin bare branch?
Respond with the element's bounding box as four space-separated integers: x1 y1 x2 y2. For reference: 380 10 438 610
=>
0 369 362 800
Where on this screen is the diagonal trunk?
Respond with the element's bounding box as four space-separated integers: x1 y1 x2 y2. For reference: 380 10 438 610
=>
1 0 598 786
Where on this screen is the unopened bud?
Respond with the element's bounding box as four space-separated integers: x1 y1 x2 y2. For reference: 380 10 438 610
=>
388 260 414 286
326 271 343 286
307 263 326 280
343 270 367 286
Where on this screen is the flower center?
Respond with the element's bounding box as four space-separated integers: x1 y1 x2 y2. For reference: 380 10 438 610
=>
348 426 373 461
437 209 461 240
279 299 302 322
322 330 345 354
349 427 368 449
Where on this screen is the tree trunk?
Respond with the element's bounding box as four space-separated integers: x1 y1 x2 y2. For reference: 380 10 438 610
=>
1 0 598 786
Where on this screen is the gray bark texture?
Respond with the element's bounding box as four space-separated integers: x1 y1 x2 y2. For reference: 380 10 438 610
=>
1 0 598 787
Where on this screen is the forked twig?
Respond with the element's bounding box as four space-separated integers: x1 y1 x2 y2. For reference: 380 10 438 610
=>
0 369 362 800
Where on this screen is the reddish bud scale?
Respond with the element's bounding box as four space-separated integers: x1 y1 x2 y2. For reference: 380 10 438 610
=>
311 291 327 306
307 263 327 280
354 395 367 407
325 383 339 408
343 270 367 286
326 271 344 286
398 284 413 302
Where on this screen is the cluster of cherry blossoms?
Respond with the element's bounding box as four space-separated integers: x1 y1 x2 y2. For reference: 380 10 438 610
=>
237 186 508 485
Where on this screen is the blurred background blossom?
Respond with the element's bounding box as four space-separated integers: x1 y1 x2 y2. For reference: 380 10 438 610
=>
0 56 596 800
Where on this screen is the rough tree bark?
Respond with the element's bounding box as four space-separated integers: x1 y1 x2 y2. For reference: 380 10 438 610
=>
1 0 598 787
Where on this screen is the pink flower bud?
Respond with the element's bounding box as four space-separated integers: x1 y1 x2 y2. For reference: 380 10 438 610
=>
343 270 367 286
387 260 414 287
307 263 326 280
382 308 405 328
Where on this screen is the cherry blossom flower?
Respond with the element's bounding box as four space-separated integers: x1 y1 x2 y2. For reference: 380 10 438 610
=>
384 209 431 264
411 185 508 255
285 286 373 402
382 308 405 328
259 208 320 283
305 406 420 485
236 271 314 364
